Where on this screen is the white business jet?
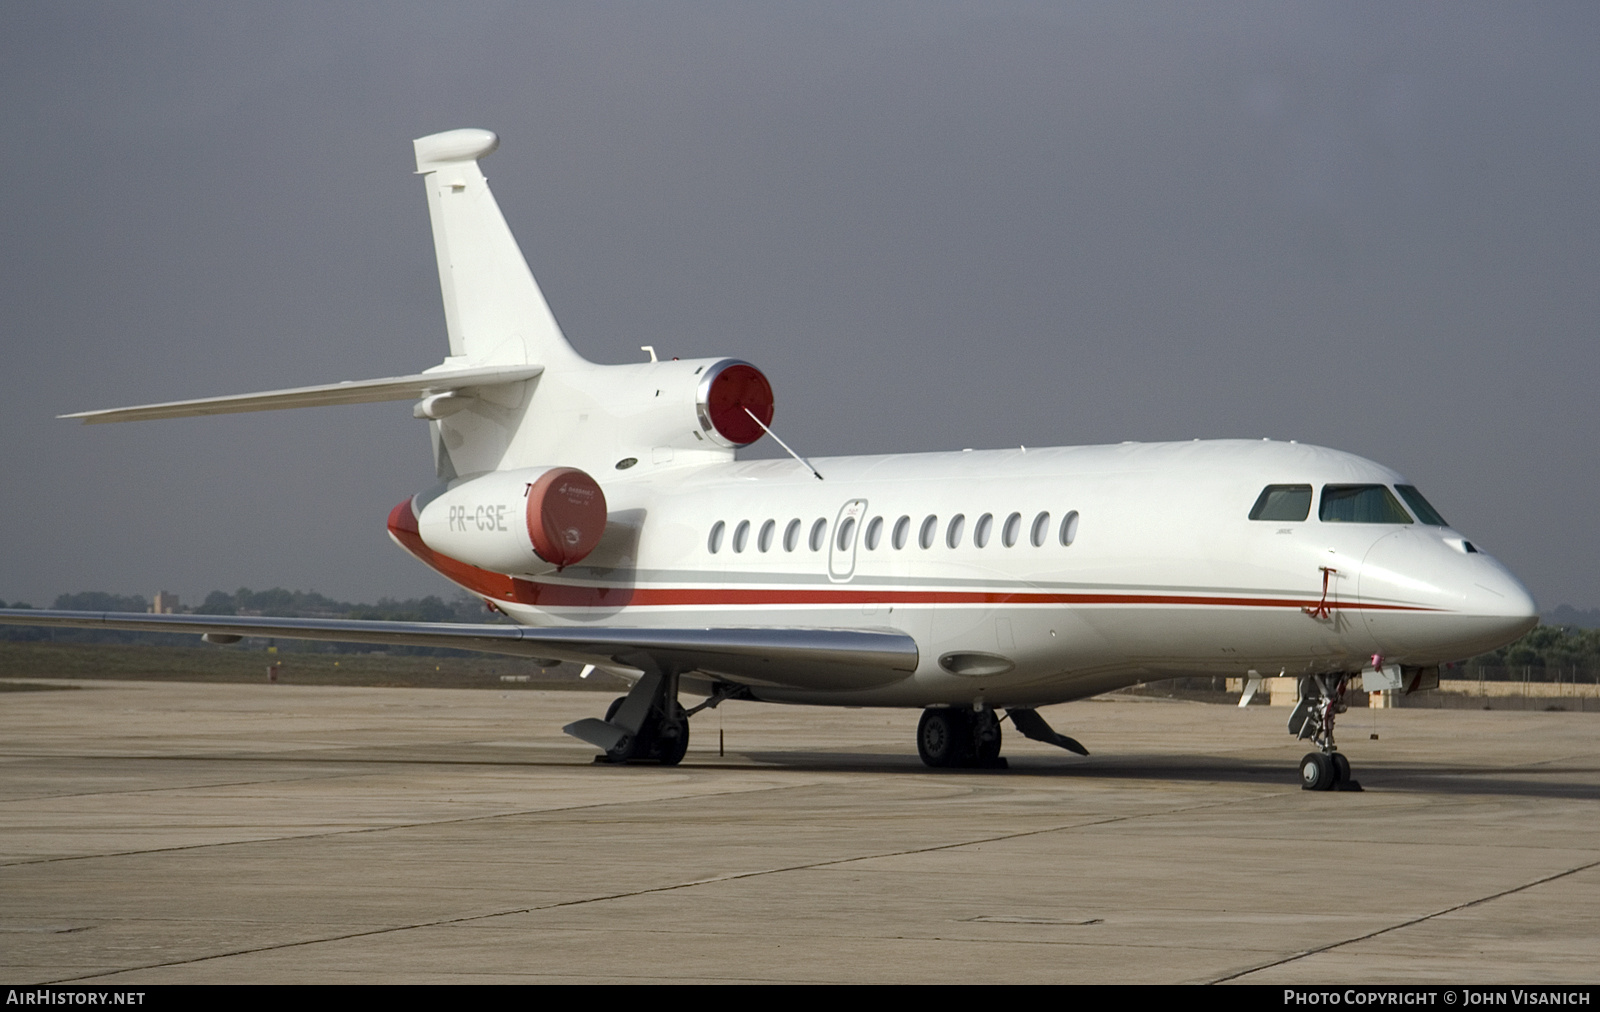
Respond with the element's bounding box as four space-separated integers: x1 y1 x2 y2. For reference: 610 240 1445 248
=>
0 129 1538 789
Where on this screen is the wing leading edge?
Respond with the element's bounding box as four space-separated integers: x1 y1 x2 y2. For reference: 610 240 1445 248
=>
0 609 917 692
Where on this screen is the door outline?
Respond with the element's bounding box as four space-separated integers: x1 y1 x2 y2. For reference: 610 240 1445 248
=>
828 499 867 583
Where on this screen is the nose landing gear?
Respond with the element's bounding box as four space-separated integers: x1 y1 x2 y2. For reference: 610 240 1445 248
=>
1289 674 1362 792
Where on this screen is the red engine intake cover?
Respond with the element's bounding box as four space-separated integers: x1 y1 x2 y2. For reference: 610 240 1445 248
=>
526 467 608 568
701 361 774 447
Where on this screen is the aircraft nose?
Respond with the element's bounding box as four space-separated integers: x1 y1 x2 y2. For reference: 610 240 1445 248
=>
1358 531 1538 661
1464 561 1539 644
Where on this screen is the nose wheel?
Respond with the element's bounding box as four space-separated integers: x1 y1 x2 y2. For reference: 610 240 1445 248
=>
1299 750 1356 791
1290 674 1362 791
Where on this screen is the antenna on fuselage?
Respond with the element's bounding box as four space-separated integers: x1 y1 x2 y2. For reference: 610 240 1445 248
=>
744 407 824 481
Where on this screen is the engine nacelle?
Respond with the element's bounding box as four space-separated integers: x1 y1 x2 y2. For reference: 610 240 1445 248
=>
413 466 608 573
489 357 776 475
694 359 774 448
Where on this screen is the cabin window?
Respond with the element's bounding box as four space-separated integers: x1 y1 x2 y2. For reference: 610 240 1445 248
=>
946 514 966 549
784 518 802 552
1030 511 1050 547
1002 512 1022 548
974 513 994 548
1060 510 1079 546
892 515 911 550
708 520 725 554
864 516 884 550
1396 485 1449 526
1249 484 1312 522
758 519 776 552
1319 485 1412 524
919 515 938 550
836 516 857 552
733 520 751 552
809 518 828 551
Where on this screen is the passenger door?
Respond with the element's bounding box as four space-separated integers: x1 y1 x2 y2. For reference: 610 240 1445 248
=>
828 499 867 582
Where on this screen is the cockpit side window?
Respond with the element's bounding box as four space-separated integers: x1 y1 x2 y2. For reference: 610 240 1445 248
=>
1395 485 1449 526
1319 485 1413 524
1249 484 1312 521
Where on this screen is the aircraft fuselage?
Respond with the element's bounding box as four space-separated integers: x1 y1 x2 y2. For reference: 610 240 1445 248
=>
392 437 1537 708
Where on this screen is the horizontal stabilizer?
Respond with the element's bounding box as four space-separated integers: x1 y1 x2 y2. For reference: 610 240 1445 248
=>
0 609 917 692
60 364 544 424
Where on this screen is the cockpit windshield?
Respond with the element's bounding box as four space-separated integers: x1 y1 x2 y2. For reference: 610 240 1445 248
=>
1248 485 1312 521
1395 485 1449 526
1319 485 1412 524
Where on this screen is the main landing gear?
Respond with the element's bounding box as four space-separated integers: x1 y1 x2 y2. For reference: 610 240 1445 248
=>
1288 673 1362 792
917 707 1004 768
562 670 745 765
916 706 1090 769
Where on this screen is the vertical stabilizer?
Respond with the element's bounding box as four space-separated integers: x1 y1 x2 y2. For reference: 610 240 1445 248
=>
414 129 585 369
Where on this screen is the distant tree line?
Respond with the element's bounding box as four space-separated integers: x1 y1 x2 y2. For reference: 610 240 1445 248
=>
0 588 506 655
191 587 496 625
1464 624 1600 678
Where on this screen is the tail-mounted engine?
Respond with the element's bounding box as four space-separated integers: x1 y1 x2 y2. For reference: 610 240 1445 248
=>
694 359 773 448
469 356 775 476
411 466 608 573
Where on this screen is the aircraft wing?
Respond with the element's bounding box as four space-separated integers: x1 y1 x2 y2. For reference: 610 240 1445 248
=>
0 609 917 691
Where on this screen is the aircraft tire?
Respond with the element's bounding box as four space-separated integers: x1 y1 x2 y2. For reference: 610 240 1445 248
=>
1330 751 1351 785
918 708 972 768
653 704 690 766
974 709 1002 764
1299 751 1335 791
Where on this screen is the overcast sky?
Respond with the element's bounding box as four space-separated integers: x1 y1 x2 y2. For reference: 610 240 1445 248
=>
2 3 1596 611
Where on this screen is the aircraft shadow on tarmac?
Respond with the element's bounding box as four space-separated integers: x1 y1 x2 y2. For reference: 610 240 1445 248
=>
202 743 1600 802
729 750 1600 800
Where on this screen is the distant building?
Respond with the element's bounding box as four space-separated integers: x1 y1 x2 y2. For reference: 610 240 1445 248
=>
150 591 180 615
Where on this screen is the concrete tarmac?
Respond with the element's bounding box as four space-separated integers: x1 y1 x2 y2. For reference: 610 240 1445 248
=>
2 678 1597 984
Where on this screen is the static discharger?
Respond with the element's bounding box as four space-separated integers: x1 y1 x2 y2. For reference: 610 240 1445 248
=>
744 406 824 481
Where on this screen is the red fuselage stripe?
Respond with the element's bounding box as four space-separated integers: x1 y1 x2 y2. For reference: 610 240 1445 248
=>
386 501 1432 613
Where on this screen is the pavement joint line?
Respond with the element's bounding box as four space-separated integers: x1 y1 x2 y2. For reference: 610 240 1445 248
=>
0 752 1298 871
0 751 727 802
0 772 397 805
0 779 814 869
1508 752 1600 770
1207 856 1600 984
45 792 1281 983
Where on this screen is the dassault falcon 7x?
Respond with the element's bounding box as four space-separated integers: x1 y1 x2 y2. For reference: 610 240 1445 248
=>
0 129 1538 789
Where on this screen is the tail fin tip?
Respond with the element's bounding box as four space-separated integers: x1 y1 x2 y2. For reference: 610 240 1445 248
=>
414 129 499 173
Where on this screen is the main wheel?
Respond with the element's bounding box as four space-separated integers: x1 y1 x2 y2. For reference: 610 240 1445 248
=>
1300 751 1335 791
652 704 690 766
918 708 973 768
1330 751 1351 785
974 709 1002 764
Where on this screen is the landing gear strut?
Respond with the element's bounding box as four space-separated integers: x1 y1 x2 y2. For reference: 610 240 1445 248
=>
602 691 689 765
563 668 690 764
917 705 1091 769
564 672 750 764
1288 674 1362 792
